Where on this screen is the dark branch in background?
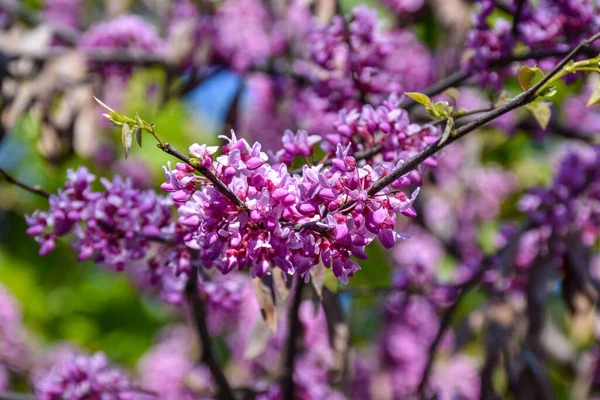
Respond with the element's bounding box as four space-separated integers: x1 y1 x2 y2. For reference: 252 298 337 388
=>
185 266 236 400
511 0 527 36
416 220 530 397
281 278 306 399
156 142 247 210
0 46 168 67
0 168 50 198
0 0 80 45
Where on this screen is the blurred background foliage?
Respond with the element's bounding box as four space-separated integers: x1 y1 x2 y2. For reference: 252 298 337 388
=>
0 0 582 372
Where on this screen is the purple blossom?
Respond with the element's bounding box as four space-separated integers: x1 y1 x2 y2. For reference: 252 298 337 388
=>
43 0 83 30
516 145 600 268
274 130 322 165
293 6 434 134
463 0 600 86
35 352 134 400
213 0 287 72
26 167 197 303
381 0 424 14
161 131 419 283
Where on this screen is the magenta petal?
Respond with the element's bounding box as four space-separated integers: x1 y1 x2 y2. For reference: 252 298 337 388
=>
173 190 192 203
246 157 265 170
378 229 396 249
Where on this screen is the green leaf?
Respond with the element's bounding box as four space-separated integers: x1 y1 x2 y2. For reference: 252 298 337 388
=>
517 65 540 91
525 101 551 130
587 79 600 106
405 92 431 107
122 123 133 159
431 101 450 119
539 85 557 98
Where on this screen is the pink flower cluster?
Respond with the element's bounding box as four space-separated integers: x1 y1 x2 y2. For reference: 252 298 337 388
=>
164 131 420 283
34 352 134 400
332 94 440 175
25 167 183 272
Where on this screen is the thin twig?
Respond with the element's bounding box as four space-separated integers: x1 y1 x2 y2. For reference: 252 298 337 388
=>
156 143 247 210
185 266 236 400
281 278 306 400
0 168 50 198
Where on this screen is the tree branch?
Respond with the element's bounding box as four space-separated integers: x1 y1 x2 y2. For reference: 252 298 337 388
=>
281 277 306 399
0 0 80 45
185 267 236 400
0 168 50 198
511 0 527 36
367 31 600 198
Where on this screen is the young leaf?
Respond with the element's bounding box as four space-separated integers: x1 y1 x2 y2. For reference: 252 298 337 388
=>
438 117 455 146
586 79 600 106
253 278 277 332
441 87 459 102
431 101 450 119
525 101 551 130
134 127 142 148
122 123 133 159
517 65 540 91
243 319 272 359
94 96 114 113
405 92 432 107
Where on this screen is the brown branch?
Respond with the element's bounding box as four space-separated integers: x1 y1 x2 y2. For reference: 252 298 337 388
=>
511 0 526 36
1 46 168 67
416 219 532 396
0 0 80 45
281 277 306 400
0 168 50 198
185 267 236 400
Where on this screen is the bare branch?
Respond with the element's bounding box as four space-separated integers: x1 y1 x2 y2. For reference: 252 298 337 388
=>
0 167 50 198
281 277 306 399
185 266 236 400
